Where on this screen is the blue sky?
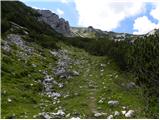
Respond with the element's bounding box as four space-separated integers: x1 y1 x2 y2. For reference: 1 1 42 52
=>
114 3 159 33
23 1 79 26
22 0 159 34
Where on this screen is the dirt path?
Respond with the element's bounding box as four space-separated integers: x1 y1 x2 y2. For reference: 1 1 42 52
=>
85 59 99 116
56 43 145 118
88 88 97 114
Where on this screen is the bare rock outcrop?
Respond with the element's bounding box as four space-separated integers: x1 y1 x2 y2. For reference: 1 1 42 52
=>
37 10 71 36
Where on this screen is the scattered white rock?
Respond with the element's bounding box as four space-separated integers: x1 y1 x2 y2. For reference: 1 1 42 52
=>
3 90 6 94
100 64 106 67
33 115 37 118
115 75 118 78
50 50 58 56
107 115 113 119
57 110 65 116
7 34 24 47
71 117 80 119
32 64 37 67
109 74 112 77
127 82 136 89
38 112 51 119
114 111 120 116
125 110 134 118
65 113 70 118
100 69 104 72
94 113 102 117
51 92 61 97
108 100 119 106
73 70 79 76
8 98 12 102
98 99 103 103
44 75 53 82
42 71 48 75
58 83 64 88
54 97 58 100
58 106 62 109
64 94 69 98
121 111 126 115
1 41 11 52
94 112 107 117
6 34 34 55
74 92 79 96
51 109 65 117
24 115 29 118
57 100 60 104
24 31 29 35
101 112 107 116
53 101 56 104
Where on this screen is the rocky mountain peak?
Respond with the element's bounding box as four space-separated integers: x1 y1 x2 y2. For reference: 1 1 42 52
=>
146 28 159 37
37 9 71 36
88 26 94 32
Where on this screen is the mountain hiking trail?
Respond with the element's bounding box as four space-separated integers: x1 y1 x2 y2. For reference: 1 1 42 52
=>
55 42 146 119
2 36 146 119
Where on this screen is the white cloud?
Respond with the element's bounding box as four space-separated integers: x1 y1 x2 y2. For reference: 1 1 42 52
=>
60 0 69 4
133 16 157 34
150 2 160 25
42 8 47 10
133 2 159 35
29 5 63 17
56 8 64 16
74 0 146 31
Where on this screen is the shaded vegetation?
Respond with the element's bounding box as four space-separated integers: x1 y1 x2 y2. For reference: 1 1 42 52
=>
1 1 62 49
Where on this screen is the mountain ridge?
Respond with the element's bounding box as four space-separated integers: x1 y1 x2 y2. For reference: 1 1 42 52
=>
35 8 158 40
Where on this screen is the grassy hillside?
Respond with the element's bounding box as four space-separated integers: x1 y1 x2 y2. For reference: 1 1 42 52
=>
2 33 146 118
1 1 159 119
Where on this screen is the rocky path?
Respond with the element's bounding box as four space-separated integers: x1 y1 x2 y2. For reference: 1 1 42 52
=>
2 35 146 119
73 55 106 118
49 43 144 119
53 44 145 119
88 86 97 114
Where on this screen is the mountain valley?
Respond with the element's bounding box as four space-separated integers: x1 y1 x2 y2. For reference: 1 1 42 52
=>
1 1 159 119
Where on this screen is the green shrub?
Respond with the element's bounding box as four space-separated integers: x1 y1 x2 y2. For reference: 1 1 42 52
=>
38 34 59 49
1 19 11 33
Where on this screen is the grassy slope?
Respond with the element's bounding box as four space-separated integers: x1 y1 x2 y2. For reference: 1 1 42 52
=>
1 34 146 118
58 43 146 118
